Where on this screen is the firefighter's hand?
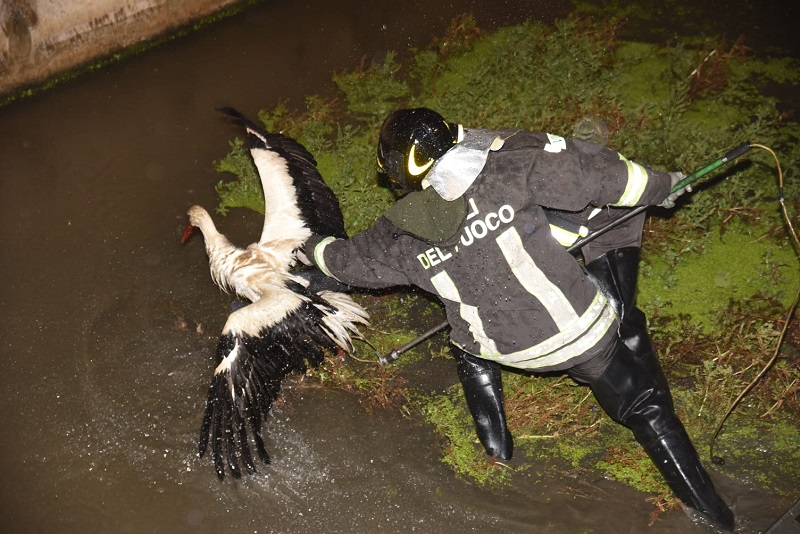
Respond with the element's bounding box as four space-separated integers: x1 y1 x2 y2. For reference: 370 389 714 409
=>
659 172 692 209
294 265 355 294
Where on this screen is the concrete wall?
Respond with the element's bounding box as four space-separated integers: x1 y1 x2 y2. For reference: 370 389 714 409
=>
0 0 241 96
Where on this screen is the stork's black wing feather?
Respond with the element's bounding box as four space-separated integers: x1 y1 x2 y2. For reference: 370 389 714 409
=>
195 108 368 479
217 106 348 238
197 289 344 479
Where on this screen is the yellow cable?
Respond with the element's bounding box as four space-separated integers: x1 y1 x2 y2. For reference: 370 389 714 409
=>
709 143 800 464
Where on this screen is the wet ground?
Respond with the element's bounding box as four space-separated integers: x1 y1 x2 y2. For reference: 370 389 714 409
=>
1 1 797 532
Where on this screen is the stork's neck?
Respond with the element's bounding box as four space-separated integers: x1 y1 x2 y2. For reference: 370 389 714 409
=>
189 206 222 241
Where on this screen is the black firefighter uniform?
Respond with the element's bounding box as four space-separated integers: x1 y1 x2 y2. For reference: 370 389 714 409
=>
307 128 672 372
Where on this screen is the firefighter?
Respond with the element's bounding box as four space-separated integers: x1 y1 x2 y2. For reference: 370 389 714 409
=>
305 108 734 531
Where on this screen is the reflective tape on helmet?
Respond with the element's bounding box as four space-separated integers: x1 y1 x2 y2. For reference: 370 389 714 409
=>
407 144 434 176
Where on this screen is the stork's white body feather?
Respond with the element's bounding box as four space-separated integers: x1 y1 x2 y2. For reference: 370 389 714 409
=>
187 205 302 315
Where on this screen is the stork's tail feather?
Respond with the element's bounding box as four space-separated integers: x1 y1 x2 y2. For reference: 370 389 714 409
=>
314 291 370 351
285 280 370 351
317 290 371 325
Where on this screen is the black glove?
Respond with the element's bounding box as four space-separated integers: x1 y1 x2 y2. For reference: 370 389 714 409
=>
294 265 355 294
659 171 692 209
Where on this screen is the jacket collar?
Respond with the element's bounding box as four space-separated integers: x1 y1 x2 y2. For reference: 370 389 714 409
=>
426 128 508 201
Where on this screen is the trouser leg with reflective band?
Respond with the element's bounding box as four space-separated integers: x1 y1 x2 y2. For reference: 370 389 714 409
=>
453 347 513 460
579 340 735 531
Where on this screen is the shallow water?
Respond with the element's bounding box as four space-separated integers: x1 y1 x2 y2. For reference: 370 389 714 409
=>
0 1 796 532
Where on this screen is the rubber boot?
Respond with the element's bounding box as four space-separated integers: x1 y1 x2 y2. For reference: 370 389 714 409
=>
584 341 735 532
453 348 514 460
586 247 671 394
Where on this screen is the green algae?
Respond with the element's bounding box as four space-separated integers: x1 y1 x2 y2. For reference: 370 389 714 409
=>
700 416 800 495
639 225 800 332
213 137 264 215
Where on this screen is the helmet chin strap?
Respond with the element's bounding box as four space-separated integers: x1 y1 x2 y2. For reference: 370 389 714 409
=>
456 123 465 142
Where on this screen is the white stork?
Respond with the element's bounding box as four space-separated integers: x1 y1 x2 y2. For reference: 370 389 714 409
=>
183 107 369 479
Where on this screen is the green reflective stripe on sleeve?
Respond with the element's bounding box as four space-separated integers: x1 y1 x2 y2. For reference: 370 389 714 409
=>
613 154 649 206
313 236 342 281
549 223 588 247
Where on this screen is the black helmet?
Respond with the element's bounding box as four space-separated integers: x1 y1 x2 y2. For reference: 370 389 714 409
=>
377 108 458 192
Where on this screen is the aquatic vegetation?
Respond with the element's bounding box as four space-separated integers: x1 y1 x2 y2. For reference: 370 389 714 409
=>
211 12 799 508
419 390 513 485
640 222 799 332
213 137 263 215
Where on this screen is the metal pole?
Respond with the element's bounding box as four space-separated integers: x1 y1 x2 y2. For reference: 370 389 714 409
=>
377 321 450 365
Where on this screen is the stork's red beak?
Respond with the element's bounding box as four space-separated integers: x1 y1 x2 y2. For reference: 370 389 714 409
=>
181 220 196 243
